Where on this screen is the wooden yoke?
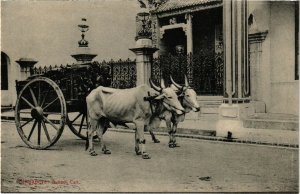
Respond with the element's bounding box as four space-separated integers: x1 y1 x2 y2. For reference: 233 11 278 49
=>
144 92 161 115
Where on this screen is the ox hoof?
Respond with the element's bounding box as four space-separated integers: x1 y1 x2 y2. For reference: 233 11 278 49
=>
153 139 160 143
173 143 180 147
135 147 142 155
90 151 98 156
169 143 175 148
142 153 151 159
103 150 111 154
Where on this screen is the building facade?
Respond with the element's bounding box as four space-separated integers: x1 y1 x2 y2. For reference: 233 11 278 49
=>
2 0 298 135
147 0 299 117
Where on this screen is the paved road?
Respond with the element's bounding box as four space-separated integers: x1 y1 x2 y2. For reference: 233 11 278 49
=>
1 121 298 192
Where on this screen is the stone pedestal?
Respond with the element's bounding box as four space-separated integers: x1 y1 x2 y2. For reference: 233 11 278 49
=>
216 103 254 138
130 38 158 86
15 58 38 80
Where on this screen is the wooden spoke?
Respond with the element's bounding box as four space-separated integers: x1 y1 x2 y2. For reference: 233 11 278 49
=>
38 81 41 105
20 118 34 128
27 120 38 141
42 116 58 131
43 97 59 110
38 121 41 145
78 115 85 135
41 120 51 142
71 113 82 124
21 97 35 109
29 86 38 106
40 89 50 107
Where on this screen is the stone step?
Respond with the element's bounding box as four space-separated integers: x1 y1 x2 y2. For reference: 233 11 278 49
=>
182 96 222 121
200 106 219 114
243 113 299 131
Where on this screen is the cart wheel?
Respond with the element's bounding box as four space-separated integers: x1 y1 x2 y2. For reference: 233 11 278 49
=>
67 111 107 140
15 77 66 149
67 110 90 140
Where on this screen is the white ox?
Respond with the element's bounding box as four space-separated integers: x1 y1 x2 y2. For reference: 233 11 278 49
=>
86 82 185 159
148 75 200 147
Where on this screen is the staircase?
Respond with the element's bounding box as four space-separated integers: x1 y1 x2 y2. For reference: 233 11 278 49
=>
182 96 222 132
243 113 299 131
185 96 222 120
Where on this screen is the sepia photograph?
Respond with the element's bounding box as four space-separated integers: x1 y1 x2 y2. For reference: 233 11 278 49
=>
1 0 299 192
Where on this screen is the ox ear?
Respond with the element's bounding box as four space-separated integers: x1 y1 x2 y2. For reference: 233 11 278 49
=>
154 93 165 100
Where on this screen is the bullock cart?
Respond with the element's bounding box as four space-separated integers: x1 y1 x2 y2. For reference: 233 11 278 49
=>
14 63 111 149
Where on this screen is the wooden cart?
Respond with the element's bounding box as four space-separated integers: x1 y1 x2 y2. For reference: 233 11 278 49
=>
14 63 111 149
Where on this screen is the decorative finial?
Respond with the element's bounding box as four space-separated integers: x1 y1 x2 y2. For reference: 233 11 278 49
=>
78 18 89 47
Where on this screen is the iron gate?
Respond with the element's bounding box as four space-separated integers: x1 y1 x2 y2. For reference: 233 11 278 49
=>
151 51 224 95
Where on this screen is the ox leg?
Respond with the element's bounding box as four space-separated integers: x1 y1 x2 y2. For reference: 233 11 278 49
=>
135 130 141 155
87 119 97 156
149 131 160 143
166 120 175 148
148 117 160 143
96 119 111 155
172 122 180 147
135 121 150 159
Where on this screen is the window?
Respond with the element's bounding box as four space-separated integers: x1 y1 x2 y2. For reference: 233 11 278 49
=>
1 52 8 90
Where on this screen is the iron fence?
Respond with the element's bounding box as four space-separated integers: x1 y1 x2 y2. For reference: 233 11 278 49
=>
31 59 136 89
151 52 224 95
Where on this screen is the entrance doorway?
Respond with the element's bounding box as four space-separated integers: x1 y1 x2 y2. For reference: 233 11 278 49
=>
155 7 224 95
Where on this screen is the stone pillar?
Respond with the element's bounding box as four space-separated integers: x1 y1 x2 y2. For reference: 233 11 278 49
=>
15 58 38 80
130 38 158 86
216 0 254 138
150 14 160 58
248 31 268 113
185 13 193 54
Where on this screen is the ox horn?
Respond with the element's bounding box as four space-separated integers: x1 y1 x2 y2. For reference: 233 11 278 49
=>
149 79 162 92
184 75 189 87
170 75 183 89
160 79 166 89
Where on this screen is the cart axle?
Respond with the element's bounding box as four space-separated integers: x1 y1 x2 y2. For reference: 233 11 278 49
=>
31 107 44 121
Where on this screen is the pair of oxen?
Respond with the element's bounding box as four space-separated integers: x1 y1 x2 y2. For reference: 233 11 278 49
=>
86 76 200 159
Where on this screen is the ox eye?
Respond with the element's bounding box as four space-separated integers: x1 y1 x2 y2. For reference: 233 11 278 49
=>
167 96 172 99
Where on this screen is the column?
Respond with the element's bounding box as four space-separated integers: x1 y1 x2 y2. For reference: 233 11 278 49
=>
223 0 250 103
216 0 255 138
185 13 194 85
151 14 160 58
185 13 193 54
130 39 158 86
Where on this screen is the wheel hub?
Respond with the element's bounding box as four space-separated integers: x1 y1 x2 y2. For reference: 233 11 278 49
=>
31 107 44 121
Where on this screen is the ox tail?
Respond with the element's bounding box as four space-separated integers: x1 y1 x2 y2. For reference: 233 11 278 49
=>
85 108 89 151
85 131 89 150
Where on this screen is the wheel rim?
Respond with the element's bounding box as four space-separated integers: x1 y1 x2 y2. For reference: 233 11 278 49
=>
15 77 66 149
67 110 90 140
